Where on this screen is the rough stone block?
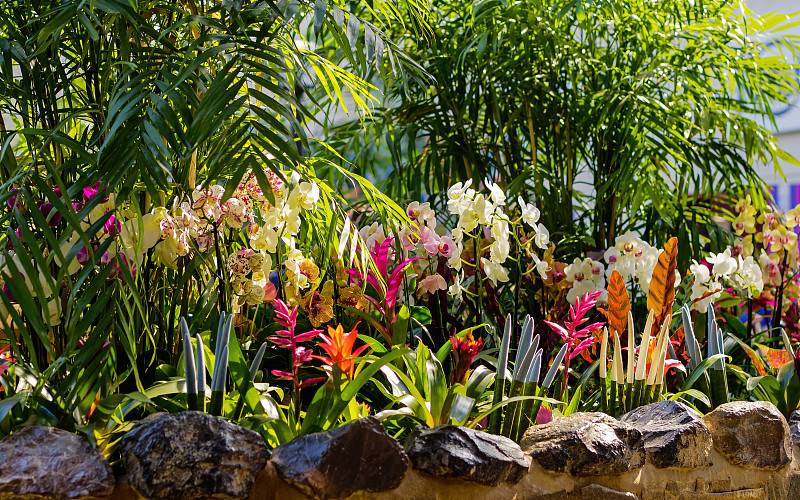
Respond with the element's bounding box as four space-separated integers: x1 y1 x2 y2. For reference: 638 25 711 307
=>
619 401 712 469
703 401 791 470
121 411 270 499
0 426 115 500
520 412 644 476
404 425 530 486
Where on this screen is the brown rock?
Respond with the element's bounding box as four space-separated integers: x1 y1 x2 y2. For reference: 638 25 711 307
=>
121 411 270 499
0 426 115 500
703 401 791 470
520 412 644 476
269 417 408 499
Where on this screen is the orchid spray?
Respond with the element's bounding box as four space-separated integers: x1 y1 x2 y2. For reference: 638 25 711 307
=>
268 299 325 425
544 290 605 402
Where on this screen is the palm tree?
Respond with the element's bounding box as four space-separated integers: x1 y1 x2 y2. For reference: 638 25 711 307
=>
329 0 800 266
0 0 429 434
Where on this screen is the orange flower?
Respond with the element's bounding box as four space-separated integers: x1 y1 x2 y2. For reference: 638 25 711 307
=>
314 323 369 379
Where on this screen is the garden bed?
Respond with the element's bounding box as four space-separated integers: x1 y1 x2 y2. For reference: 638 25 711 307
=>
3 2 800 500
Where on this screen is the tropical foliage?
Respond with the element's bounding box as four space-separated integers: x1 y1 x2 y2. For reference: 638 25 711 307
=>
1 0 800 460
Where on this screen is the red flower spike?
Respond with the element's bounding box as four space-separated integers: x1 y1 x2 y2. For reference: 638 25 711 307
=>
544 290 605 400
269 299 324 420
450 330 484 385
544 290 604 354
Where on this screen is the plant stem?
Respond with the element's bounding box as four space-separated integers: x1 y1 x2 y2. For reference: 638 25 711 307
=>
610 379 617 417
473 234 483 323
501 379 523 437
212 221 228 339
489 374 506 435
561 346 571 404
516 382 539 440
600 376 608 414
772 252 789 344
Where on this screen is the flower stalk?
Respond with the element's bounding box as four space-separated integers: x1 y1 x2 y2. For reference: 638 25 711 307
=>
268 299 324 426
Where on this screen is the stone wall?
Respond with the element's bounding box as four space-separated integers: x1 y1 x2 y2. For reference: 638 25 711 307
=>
2 401 799 500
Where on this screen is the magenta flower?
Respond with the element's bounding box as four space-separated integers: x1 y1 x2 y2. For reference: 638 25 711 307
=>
104 253 136 280
82 182 109 204
545 290 605 399
536 406 553 425
5 228 22 251
37 201 62 227
7 188 19 211
348 238 422 344
76 241 100 266
103 215 121 236
2 274 22 301
545 290 605 360
437 236 456 258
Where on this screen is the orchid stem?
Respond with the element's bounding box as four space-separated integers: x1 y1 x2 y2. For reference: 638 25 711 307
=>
473 234 484 323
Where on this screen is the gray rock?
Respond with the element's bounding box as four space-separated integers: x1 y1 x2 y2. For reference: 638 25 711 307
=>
619 400 712 469
788 409 800 447
703 401 791 470
120 411 270 499
404 425 530 486
520 412 644 476
269 416 408 499
0 426 115 500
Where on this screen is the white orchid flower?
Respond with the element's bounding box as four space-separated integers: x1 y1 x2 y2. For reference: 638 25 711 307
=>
518 197 540 226
481 257 509 285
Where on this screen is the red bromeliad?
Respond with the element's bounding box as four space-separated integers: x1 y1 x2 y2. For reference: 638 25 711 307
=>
313 323 369 380
450 330 484 385
545 290 605 400
268 299 325 422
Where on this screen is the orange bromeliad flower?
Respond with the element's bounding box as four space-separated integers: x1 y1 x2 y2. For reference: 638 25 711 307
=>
314 323 369 379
